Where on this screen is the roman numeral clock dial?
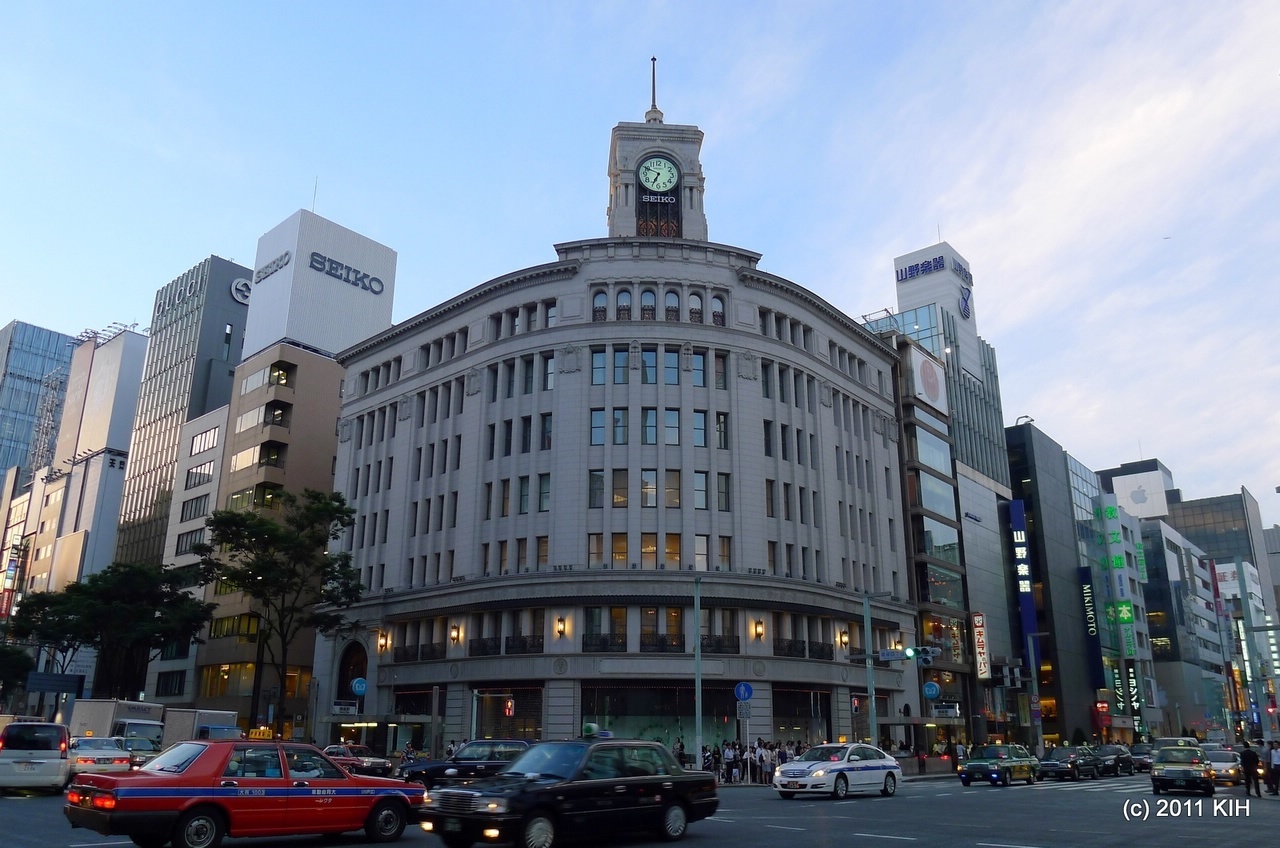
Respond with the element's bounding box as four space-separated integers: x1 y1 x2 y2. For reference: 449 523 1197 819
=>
636 156 681 237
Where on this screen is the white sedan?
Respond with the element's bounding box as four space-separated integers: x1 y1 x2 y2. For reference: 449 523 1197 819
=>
773 742 901 799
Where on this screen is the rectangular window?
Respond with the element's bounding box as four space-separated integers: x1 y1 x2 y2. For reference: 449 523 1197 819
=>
763 420 773 457
190 426 219 455
719 536 732 570
665 533 681 567
691 351 706 387
693 471 708 509
588 533 605 567
761 362 772 398
716 412 729 449
641 408 657 445
783 483 793 520
591 349 606 385
520 416 532 453
613 347 629 383
522 355 535 393
501 479 511 516
612 469 628 507
695 535 709 570
175 528 205 555
641 532 658 568
717 473 731 511
613 408 629 445
484 483 493 520
589 470 604 508
665 470 681 507
641 469 658 507
180 494 210 522
503 420 513 456
542 353 555 390
590 409 605 445
693 411 707 447
518 476 530 514
664 409 680 445
664 348 680 384
538 473 551 512
612 533 628 567
540 413 553 450
537 536 549 568
780 425 790 461
714 353 728 389
186 461 215 489
641 348 657 383
765 479 775 518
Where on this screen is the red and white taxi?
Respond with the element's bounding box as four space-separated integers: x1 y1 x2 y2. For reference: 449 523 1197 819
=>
64 739 425 848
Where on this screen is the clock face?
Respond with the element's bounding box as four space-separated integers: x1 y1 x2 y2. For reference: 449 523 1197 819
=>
639 157 679 192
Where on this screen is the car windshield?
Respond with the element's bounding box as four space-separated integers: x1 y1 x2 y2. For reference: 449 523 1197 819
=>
1047 748 1079 761
971 746 1011 759
501 742 590 780
1097 746 1125 755
344 745 378 758
455 742 494 760
1156 749 1205 764
795 745 848 762
117 737 160 753
143 742 207 773
1207 751 1238 764
1131 744 1152 754
74 737 124 751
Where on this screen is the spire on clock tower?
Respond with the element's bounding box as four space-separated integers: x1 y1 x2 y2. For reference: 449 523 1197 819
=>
645 56 663 124
606 60 708 241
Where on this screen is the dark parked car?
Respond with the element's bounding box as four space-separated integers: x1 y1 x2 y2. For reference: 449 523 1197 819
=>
419 735 719 848
1131 743 1154 772
398 739 532 788
1037 745 1102 781
1151 746 1214 795
1096 744 1135 776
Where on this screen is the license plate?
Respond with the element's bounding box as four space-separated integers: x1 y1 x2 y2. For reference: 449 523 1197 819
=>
19 763 37 772
786 781 799 789
1174 779 1185 786
444 819 461 832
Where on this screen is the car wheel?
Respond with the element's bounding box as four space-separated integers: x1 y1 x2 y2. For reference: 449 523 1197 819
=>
364 800 407 843
959 778 971 787
778 791 796 799
1026 771 1036 785
1152 785 1162 794
832 774 849 799
130 836 168 848
172 807 225 848
521 812 556 848
1204 784 1215 796
881 773 896 797
658 802 688 841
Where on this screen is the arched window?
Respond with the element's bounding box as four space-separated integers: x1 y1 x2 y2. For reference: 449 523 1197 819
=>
592 291 608 322
688 293 703 324
665 291 680 322
617 290 632 321
641 289 657 320
711 295 725 326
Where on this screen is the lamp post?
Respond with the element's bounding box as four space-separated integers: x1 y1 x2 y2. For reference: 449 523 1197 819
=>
1026 631 1049 758
694 575 703 768
860 591 894 745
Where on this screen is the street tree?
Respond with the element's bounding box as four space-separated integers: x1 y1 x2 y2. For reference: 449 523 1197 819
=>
7 561 217 698
193 489 360 735
0 642 35 710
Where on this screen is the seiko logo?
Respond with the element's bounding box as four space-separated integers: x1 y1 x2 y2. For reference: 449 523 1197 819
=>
309 252 385 295
254 251 291 283
641 195 677 204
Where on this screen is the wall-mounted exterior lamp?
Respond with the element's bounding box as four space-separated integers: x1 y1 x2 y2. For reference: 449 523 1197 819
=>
754 620 765 641
839 630 849 648
449 624 460 643
556 617 566 637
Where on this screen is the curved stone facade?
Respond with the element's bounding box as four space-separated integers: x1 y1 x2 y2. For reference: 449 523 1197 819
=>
318 235 920 753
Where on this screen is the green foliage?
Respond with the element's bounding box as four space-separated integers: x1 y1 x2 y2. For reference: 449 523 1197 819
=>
0 643 35 705
193 488 360 732
7 561 217 698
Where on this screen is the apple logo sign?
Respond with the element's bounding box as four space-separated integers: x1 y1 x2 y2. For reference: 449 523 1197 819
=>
1131 486 1148 505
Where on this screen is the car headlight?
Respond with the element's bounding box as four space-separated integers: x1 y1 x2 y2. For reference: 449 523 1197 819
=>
1151 767 1163 776
809 769 827 778
475 796 509 814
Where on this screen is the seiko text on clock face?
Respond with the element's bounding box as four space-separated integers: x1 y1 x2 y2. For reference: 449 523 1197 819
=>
639 157 678 192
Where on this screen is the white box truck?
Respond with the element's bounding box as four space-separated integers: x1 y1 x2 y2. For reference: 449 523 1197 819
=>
68 699 165 749
161 709 241 748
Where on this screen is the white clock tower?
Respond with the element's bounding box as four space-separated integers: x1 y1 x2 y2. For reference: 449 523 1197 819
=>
606 61 708 241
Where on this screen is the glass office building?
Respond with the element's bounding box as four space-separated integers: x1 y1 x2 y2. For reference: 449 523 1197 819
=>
0 320 74 477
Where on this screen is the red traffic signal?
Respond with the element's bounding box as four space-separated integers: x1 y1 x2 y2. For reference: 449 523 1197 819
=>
851 696 861 715
504 698 515 717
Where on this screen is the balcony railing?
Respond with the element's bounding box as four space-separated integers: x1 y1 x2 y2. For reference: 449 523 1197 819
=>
583 633 627 653
419 642 447 660
616 305 631 321
665 306 680 322
391 642 448 663
640 633 686 653
504 635 545 655
700 634 739 655
392 645 416 664
808 641 835 661
688 308 703 324
469 636 501 657
773 638 807 658
640 305 656 320
592 306 608 322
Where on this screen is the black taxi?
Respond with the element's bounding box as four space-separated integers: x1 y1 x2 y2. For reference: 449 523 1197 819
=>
419 729 718 848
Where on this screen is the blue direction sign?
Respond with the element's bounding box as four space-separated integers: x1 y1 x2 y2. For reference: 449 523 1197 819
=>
922 681 941 700
351 677 368 697
734 682 754 701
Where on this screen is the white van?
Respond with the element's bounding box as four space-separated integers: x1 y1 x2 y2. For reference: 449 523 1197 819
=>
0 721 70 791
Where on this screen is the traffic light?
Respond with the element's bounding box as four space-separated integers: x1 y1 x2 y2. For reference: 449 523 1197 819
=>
904 646 941 666
1268 696 1276 716
851 696 861 715
504 698 515 717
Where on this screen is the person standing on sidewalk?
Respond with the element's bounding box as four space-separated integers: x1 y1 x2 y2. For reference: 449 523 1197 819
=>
1241 741 1262 797
1268 741 1280 795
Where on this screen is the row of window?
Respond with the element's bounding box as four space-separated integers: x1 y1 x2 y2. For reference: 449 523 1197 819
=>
485 299 558 342
235 401 291 434
757 307 815 353
479 475 552 519
486 353 555 401
588 469 729 510
485 416 552 459
764 480 823 526
760 360 820 413
355 354 405 397
587 533 731 570
589 345 729 389
240 361 294 395
589 408 728 448
229 441 285 473
190 426 219 455
591 289 725 325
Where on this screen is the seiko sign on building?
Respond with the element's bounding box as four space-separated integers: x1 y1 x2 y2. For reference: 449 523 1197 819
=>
309 251 385 295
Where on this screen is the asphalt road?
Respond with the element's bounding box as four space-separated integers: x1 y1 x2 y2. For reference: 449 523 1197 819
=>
4 773 1275 848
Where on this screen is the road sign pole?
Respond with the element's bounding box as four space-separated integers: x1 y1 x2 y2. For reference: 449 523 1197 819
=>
864 595 876 745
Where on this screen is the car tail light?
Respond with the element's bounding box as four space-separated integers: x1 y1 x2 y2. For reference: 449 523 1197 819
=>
76 757 96 765
61 738 68 759
67 789 82 805
113 757 131 765
91 793 117 810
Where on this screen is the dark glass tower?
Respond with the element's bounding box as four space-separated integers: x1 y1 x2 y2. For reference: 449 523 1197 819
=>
114 256 249 566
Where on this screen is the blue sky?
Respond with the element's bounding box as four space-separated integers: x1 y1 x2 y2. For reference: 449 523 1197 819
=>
3 1 1277 527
